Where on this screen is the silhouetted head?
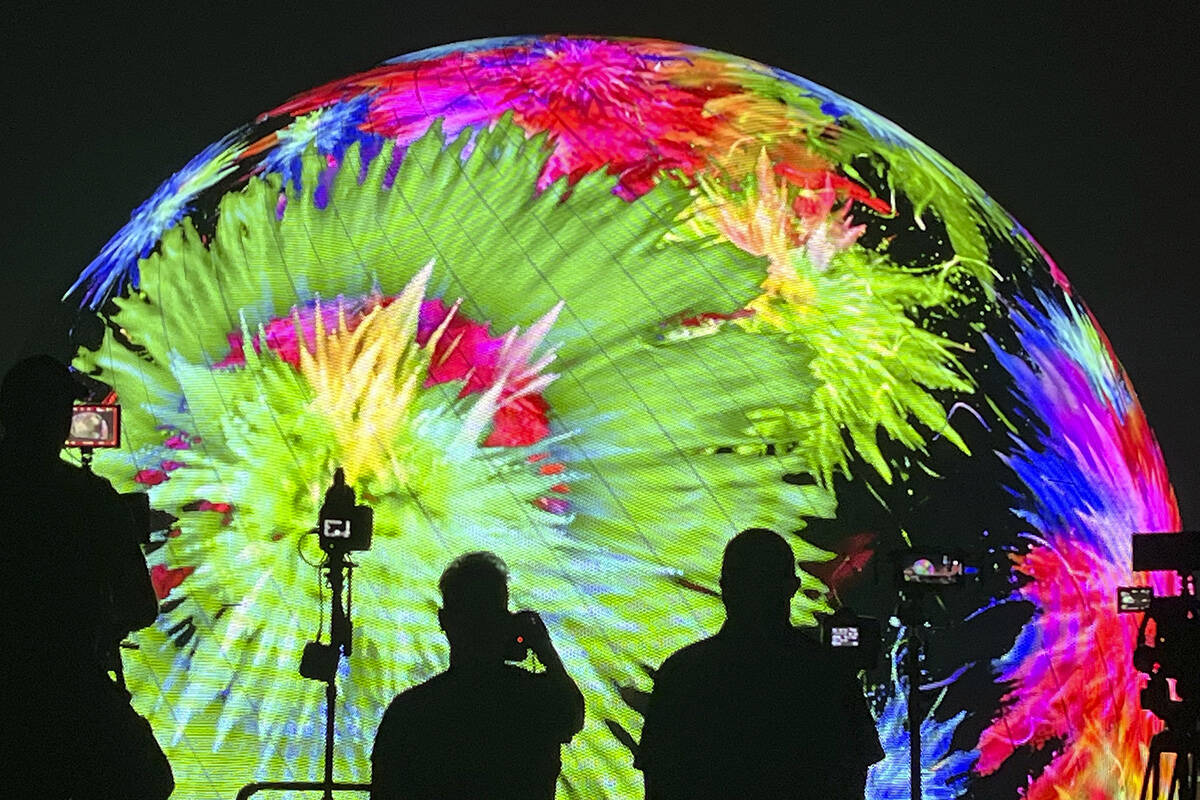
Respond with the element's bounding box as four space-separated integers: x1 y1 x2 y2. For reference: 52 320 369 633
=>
0 355 81 456
719 528 801 627
437 551 512 665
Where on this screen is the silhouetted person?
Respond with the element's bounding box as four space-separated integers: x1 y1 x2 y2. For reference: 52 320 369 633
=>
0 355 173 799
372 551 585 800
637 528 884 800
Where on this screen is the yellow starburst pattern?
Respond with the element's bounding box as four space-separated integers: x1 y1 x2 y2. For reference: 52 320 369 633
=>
297 261 442 486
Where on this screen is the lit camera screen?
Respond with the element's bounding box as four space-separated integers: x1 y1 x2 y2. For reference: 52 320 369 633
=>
65 403 120 448
831 626 860 648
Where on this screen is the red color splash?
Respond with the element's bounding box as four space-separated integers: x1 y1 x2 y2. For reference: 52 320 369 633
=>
134 468 168 486
773 163 893 216
801 532 876 597
182 499 234 526
214 301 348 369
486 391 551 447
262 38 732 198
679 309 755 327
417 298 502 393
150 564 195 599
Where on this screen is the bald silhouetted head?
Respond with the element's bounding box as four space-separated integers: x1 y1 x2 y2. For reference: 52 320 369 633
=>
719 528 801 630
0 355 81 457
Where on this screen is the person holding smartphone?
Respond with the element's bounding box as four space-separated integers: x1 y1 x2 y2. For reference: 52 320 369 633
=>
371 551 585 800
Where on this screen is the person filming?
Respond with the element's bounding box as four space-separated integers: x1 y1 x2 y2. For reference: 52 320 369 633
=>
371 551 585 800
0 355 173 799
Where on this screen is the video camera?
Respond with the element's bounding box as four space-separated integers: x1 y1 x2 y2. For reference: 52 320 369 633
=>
1117 532 1200 728
65 369 122 450
299 469 374 684
317 468 373 554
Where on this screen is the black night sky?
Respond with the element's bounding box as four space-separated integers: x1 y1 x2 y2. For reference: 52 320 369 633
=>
2 2 1196 525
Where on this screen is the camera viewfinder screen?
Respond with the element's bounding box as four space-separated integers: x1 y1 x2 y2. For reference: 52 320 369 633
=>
831 626 860 648
1117 586 1154 613
323 519 351 539
65 404 120 448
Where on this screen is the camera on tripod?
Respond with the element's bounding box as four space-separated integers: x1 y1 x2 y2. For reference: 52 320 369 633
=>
1117 531 1199 800
300 468 373 684
245 467 376 797
1118 532 1200 728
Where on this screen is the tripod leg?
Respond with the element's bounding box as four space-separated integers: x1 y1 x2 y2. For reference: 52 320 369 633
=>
323 679 336 800
1188 748 1197 800
1167 749 1193 800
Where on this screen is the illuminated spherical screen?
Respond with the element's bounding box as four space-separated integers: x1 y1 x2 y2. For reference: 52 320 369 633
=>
68 36 1179 799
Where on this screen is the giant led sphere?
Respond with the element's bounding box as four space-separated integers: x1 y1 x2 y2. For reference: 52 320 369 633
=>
70 36 1178 799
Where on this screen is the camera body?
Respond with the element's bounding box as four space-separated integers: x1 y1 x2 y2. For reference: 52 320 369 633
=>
1120 531 1200 728
319 505 373 553
318 468 373 554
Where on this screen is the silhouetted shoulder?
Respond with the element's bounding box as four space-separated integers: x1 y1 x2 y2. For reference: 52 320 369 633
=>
374 664 578 752
655 629 827 676
0 453 120 518
655 635 721 675
376 670 451 732
389 670 453 706
373 666 574 800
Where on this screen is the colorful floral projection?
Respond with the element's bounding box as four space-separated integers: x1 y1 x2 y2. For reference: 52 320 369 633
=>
66 36 1178 799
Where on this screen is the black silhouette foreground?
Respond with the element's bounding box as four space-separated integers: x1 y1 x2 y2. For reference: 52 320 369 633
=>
372 551 585 800
637 528 884 800
0 355 173 799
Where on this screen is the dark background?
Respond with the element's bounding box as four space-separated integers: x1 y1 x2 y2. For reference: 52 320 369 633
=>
3 1 1195 525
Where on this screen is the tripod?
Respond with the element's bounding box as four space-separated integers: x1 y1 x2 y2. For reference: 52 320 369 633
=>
1133 565 1200 800
1140 727 1197 800
236 546 371 799
896 585 938 800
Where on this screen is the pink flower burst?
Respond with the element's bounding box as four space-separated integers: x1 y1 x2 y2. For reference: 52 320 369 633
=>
263 37 731 198
417 298 503 394
214 299 351 369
